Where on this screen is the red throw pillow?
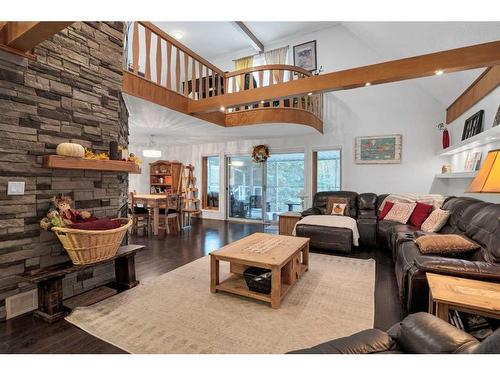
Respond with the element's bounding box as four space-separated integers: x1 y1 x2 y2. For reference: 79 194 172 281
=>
378 201 394 220
409 202 433 229
70 218 121 231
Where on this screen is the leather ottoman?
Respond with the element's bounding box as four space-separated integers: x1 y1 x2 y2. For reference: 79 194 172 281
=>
295 224 353 253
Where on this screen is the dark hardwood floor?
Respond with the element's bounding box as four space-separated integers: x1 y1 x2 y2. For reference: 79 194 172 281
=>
0 219 401 354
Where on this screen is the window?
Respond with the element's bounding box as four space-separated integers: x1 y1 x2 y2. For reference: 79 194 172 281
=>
266 153 305 220
202 156 220 210
313 150 341 193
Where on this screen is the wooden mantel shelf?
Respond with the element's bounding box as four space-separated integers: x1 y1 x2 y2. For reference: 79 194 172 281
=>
43 155 141 174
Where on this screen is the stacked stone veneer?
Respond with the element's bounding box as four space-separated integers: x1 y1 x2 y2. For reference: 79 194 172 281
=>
0 22 129 320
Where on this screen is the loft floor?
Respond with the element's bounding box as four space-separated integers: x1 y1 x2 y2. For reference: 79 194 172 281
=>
0 219 401 354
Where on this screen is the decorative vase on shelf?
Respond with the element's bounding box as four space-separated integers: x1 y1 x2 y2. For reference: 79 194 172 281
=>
442 128 450 149
436 123 450 149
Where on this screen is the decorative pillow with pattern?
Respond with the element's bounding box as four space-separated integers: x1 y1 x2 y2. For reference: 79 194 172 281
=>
421 208 450 232
327 197 349 216
383 202 416 224
415 234 480 255
330 203 347 216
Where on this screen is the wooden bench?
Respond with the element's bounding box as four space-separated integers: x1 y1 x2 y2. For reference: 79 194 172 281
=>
22 244 145 323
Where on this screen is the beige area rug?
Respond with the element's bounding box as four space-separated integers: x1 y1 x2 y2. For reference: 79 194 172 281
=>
66 253 375 354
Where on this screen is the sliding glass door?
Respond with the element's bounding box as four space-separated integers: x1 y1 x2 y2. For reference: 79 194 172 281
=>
227 156 265 221
226 152 305 223
266 153 305 222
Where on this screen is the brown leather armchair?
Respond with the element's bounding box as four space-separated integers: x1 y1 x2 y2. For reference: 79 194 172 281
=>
288 312 500 354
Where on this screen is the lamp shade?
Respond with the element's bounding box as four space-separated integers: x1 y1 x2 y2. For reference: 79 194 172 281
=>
466 149 500 193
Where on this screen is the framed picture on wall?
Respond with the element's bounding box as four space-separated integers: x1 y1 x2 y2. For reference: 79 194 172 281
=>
355 134 402 164
464 151 482 172
293 40 317 72
493 105 500 127
461 110 484 140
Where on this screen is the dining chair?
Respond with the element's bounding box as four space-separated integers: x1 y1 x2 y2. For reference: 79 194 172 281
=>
157 193 181 235
129 191 151 236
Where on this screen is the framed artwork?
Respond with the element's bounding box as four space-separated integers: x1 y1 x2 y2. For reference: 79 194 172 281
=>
293 40 317 72
493 105 500 127
461 110 484 140
464 151 482 172
355 135 402 164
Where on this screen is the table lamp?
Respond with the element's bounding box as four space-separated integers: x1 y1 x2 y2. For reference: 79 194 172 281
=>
466 149 500 193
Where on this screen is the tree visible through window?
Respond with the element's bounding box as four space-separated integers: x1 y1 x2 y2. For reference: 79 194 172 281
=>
314 150 341 193
266 153 305 220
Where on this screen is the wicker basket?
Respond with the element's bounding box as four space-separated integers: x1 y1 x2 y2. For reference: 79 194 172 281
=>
51 218 132 265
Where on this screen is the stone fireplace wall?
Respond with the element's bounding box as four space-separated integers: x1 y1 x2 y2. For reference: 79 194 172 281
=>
0 22 129 320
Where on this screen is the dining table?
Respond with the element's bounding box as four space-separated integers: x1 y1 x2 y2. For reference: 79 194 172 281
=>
132 193 167 236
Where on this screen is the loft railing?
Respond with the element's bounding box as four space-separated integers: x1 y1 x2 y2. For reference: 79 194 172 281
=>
125 21 225 99
224 65 323 120
124 23 323 122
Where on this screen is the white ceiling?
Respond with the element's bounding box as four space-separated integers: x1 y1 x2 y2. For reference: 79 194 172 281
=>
153 21 336 59
124 94 317 144
342 22 500 106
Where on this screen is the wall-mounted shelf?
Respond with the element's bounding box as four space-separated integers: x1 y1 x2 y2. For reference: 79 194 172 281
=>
435 172 478 179
43 155 141 174
437 126 500 156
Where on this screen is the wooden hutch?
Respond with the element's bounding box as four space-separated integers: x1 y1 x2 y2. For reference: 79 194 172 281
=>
149 160 183 194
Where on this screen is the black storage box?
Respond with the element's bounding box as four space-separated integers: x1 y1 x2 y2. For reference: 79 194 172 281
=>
243 267 272 294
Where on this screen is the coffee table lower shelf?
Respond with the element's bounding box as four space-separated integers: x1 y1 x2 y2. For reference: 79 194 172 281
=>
215 274 294 303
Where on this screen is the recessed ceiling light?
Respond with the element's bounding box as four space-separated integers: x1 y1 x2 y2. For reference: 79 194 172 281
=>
174 32 183 40
435 70 444 76
307 92 313 96
365 82 371 87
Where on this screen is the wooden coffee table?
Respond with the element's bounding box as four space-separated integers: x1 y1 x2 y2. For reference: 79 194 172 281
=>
427 273 500 321
210 233 309 308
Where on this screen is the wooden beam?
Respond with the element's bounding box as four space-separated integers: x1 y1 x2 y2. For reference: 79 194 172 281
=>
446 65 500 124
188 40 500 114
122 71 189 114
231 21 264 53
3 22 73 52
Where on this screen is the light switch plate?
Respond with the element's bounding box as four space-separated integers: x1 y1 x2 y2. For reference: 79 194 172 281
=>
7 181 25 195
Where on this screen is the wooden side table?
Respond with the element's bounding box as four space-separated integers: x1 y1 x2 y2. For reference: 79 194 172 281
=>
278 212 302 236
427 273 500 322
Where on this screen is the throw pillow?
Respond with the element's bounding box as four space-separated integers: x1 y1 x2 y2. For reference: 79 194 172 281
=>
327 197 349 216
415 234 480 255
383 202 417 224
421 208 450 232
331 203 347 216
70 218 122 231
378 201 394 220
409 202 434 229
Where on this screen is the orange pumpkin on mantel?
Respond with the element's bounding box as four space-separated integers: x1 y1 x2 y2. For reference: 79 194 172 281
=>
56 142 85 158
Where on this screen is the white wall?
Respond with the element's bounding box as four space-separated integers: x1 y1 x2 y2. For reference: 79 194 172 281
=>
129 23 500 220
431 86 500 203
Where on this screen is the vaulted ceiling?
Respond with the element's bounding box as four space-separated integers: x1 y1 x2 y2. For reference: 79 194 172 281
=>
129 21 500 143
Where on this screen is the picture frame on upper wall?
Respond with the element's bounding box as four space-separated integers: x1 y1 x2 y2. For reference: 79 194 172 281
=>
293 40 317 72
461 110 484 140
493 105 500 127
355 134 402 164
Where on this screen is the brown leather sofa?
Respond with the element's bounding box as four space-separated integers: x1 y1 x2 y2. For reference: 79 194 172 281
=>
288 312 500 354
298 192 500 313
385 196 500 313
297 191 377 253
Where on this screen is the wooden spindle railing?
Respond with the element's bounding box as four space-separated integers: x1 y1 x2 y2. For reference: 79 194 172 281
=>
125 24 322 123
126 21 225 100
224 65 323 121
